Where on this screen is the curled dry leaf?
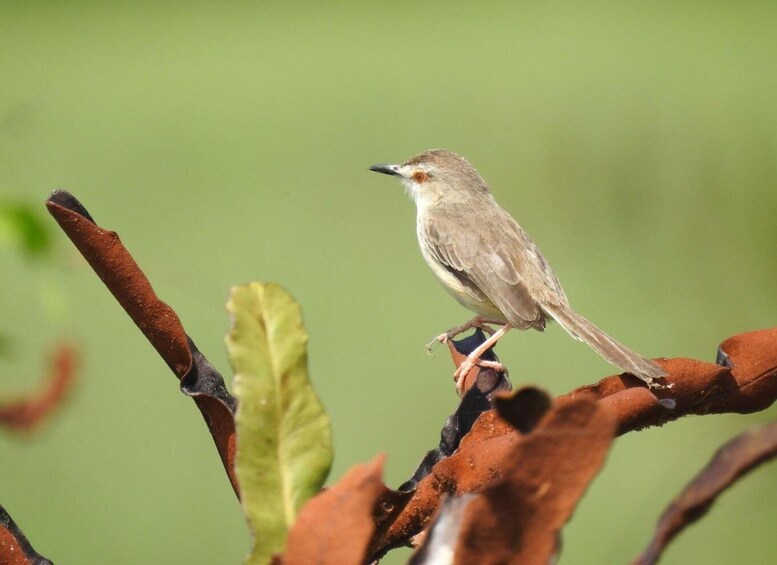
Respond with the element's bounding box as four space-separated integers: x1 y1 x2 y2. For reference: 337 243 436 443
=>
396 388 615 565
371 388 615 563
0 343 77 432
0 503 53 565
280 455 387 565
633 420 777 565
563 328 777 434
45 190 239 495
452 393 615 565
492 386 551 434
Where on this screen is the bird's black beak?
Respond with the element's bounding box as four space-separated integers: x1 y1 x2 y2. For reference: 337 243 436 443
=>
369 163 401 176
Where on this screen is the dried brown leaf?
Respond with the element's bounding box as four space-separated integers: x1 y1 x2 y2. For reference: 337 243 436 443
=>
281 455 387 565
452 394 615 564
563 328 777 434
45 190 190 374
493 386 551 434
45 190 239 495
633 420 777 565
0 504 52 565
0 343 77 432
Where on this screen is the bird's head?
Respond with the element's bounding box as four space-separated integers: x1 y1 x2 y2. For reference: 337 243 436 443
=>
370 149 490 207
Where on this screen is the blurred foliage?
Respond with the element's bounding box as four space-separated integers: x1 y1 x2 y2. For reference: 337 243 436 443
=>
1 2 776 564
0 200 52 260
0 200 55 358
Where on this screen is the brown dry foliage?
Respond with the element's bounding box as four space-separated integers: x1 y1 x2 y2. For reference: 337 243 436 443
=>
0 504 52 565
280 455 388 565
0 343 77 433
46 190 240 495
633 420 777 565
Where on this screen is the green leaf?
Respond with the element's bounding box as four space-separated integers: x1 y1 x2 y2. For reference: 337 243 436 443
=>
0 200 52 259
226 282 333 565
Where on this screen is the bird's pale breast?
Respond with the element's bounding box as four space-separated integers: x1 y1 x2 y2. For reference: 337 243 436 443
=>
416 222 507 322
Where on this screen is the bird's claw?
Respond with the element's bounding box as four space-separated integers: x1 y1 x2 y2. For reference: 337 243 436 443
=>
425 332 452 354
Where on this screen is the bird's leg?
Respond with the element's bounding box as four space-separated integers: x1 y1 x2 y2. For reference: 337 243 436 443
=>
453 323 512 388
425 316 504 352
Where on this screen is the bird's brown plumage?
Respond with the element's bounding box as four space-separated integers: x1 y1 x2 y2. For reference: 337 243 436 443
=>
375 149 667 385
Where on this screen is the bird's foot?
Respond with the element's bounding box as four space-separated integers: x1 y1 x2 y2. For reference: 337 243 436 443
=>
453 356 505 394
425 316 502 353
425 333 448 353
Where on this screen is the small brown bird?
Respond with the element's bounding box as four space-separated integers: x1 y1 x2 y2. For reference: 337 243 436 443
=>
370 149 667 389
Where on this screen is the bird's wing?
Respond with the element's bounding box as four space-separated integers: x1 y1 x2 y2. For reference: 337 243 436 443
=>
423 207 552 329
498 212 569 305
420 215 489 303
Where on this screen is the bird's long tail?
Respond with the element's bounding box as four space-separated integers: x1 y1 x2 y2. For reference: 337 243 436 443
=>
541 301 667 387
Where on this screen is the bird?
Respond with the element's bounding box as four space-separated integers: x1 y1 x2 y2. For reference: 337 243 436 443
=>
369 149 667 390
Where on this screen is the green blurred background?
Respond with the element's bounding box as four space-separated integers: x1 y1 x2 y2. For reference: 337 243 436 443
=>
2 1 776 563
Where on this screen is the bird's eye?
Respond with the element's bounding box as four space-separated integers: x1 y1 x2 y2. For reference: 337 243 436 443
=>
412 171 429 184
